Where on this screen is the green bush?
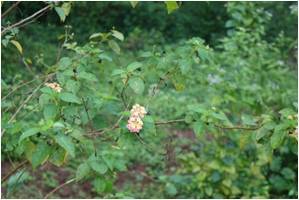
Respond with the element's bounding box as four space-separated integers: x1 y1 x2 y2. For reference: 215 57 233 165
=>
1 1 297 199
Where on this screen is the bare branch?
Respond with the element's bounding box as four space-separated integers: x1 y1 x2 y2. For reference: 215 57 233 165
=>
214 123 263 131
1 1 21 19
1 4 51 35
155 119 186 125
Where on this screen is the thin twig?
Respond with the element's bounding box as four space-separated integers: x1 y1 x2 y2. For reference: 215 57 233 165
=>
1 4 51 35
44 178 76 199
87 101 132 137
119 77 129 108
1 1 21 19
82 97 93 128
7 82 44 123
56 27 69 62
1 76 50 137
16 7 50 30
154 119 186 126
1 160 28 183
214 123 263 131
1 73 53 101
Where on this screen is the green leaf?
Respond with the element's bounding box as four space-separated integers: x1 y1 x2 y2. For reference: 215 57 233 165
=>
193 121 204 136
55 133 76 158
111 30 124 41
59 92 81 104
22 140 36 162
281 167 295 180
165 183 177 196
130 1 139 8
10 40 23 54
31 142 51 168
76 162 91 181
92 178 106 193
19 128 40 143
49 147 67 167
58 57 72 70
55 7 66 22
165 1 179 14
89 160 108 174
184 114 193 124
43 104 58 120
39 93 51 106
179 59 192 75
255 122 275 141
78 71 97 82
108 40 121 54
143 116 156 135
128 77 144 94
112 69 125 76
7 170 31 194
99 53 112 62
65 79 80 94
89 33 102 40
61 2 72 16
127 62 142 72
270 125 287 149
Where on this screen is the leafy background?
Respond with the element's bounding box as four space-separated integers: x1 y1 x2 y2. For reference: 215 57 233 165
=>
1 1 298 199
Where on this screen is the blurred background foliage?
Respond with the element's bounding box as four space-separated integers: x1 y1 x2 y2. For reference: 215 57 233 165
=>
1 1 298 199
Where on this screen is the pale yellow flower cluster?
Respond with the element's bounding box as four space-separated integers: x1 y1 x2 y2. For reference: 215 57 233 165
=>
127 104 147 133
45 82 62 93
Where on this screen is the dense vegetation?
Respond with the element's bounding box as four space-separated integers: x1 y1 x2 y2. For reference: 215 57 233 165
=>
1 1 298 199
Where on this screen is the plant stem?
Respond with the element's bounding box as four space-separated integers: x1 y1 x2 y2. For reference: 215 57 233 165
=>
44 178 76 199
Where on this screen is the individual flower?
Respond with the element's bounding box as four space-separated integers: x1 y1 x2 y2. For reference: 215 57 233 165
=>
45 82 62 93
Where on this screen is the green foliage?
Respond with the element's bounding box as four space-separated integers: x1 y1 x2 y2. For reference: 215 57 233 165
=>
1 1 297 199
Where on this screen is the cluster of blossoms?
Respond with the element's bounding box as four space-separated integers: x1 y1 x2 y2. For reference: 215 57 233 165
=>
127 104 147 133
45 82 62 93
